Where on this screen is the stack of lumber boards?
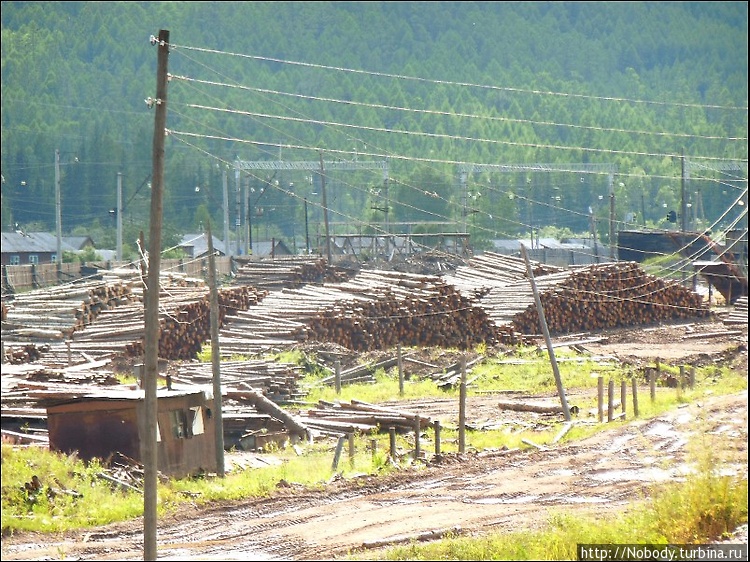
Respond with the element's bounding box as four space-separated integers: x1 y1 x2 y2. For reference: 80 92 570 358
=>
721 295 748 326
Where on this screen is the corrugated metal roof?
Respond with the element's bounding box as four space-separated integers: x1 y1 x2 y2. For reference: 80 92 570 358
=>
1 232 78 254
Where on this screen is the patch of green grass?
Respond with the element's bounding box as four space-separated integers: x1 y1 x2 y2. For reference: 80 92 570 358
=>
1 446 144 534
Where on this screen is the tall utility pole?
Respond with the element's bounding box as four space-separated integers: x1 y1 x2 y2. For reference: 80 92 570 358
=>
116 172 123 262
235 168 241 256
143 28 169 562
520 244 571 421
383 166 390 251
681 150 687 285
55 149 62 281
206 221 225 477
609 185 616 260
319 152 332 263
222 171 229 256
304 198 310 254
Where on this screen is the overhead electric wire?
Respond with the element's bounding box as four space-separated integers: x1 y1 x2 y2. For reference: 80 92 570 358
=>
163 40 748 288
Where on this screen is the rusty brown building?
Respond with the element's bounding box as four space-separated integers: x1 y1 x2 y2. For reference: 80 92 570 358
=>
46 388 218 478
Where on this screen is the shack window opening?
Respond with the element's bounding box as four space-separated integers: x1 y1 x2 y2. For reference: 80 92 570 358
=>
169 409 189 439
189 406 205 436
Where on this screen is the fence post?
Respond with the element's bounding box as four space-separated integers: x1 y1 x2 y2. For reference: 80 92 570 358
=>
649 369 656 402
398 343 404 397
348 433 355 466
434 420 441 457
414 416 421 461
621 379 627 418
632 377 639 418
607 379 614 422
335 360 341 395
331 435 346 471
389 427 397 461
458 356 467 453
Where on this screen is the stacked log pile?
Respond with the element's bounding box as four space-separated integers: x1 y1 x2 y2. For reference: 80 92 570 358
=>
506 261 711 335
299 398 431 436
2 279 137 340
233 256 355 289
302 269 504 351
2 279 139 364
174 359 305 404
123 285 268 360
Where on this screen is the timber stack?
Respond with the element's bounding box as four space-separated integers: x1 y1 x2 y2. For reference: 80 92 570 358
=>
124 284 268 360
176 359 305 404
508 261 711 335
2 279 139 364
2 279 137 340
303 269 504 351
299 398 431 436
233 255 355 289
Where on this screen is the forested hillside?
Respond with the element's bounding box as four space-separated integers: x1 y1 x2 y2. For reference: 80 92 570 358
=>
1 1 747 257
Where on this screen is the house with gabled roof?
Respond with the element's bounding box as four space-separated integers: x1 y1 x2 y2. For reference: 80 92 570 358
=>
0 231 90 266
178 233 229 259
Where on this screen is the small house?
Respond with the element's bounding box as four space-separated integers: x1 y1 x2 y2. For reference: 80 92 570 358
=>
250 239 293 258
1 231 79 266
46 387 218 478
178 233 228 259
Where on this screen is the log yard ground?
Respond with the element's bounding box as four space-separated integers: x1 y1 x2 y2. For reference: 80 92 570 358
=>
1 253 747 560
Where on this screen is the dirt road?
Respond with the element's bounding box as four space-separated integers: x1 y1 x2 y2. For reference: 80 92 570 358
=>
2 319 747 561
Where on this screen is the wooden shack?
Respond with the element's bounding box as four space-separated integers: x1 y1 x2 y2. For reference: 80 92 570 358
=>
46 388 218 478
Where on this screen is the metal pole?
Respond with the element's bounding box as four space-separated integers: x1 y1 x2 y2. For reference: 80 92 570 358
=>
143 28 170 562
398 343 404 396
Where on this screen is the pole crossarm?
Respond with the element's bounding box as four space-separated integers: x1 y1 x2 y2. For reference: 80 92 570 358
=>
235 159 388 174
686 160 748 177
457 162 616 175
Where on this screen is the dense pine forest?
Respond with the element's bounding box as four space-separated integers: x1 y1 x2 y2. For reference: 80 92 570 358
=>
1 1 747 258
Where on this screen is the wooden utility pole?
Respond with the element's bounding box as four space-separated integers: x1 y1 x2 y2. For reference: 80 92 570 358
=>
143 28 169 562
206 221 225 477
319 152 332 263
680 149 688 285
116 172 123 262
520 244 571 421
55 149 62 282
223 170 229 256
